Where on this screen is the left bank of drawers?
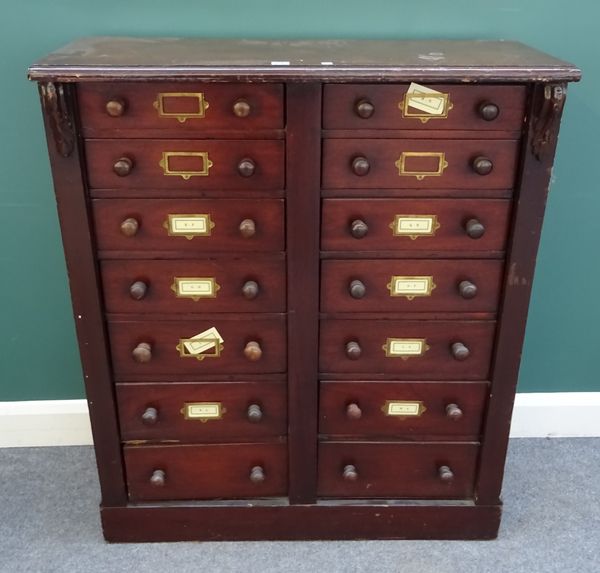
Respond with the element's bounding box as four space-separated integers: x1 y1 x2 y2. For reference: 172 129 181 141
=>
79 83 288 501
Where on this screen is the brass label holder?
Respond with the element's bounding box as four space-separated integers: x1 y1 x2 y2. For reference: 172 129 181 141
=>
159 151 213 180
382 400 427 418
390 214 440 240
171 277 220 301
387 276 436 300
163 213 215 240
398 83 453 123
383 338 429 360
181 402 225 422
153 92 210 123
176 327 224 361
395 152 448 180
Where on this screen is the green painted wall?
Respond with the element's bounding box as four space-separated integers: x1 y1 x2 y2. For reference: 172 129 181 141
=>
1 1 598 401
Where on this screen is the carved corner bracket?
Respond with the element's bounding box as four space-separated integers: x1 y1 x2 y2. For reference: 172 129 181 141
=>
40 82 75 158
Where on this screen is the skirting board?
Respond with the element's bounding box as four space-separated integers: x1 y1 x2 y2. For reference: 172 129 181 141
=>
0 393 599 447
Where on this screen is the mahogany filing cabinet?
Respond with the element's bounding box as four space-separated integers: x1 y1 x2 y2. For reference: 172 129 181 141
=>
29 38 580 541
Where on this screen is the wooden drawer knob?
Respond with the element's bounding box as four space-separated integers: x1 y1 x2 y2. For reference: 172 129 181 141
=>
438 465 454 482
105 98 126 117
471 156 493 175
249 465 265 483
233 99 251 118
129 280 148 300
120 217 139 237
150 469 166 487
113 156 133 176
351 156 370 176
350 219 369 239
242 280 259 300
345 340 362 360
446 403 463 421
465 218 485 239
343 464 358 481
238 158 256 177
239 218 256 238
132 342 152 363
247 403 263 423
244 340 262 361
458 280 477 299
346 402 362 420
478 101 500 121
349 279 366 299
451 341 470 361
141 406 158 425
355 99 375 119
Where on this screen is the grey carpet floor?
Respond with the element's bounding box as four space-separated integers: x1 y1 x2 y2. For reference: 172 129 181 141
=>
0 439 598 573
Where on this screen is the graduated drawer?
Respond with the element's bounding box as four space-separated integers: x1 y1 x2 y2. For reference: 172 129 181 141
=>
321 198 511 253
78 82 284 136
108 317 286 378
124 442 287 501
101 257 286 313
321 259 503 313
319 319 495 379
117 382 286 442
85 139 284 190
317 442 478 499
323 84 526 131
322 139 519 189
92 199 284 254
319 381 487 439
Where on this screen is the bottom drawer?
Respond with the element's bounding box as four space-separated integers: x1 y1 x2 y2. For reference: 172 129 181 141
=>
124 443 287 501
317 442 478 499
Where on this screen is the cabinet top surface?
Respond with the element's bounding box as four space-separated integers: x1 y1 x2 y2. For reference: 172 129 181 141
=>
28 37 580 82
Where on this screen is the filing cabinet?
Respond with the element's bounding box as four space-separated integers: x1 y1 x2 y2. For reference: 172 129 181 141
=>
29 37 579 541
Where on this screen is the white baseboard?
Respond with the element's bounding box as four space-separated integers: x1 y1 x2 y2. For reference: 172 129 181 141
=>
0 393 599 447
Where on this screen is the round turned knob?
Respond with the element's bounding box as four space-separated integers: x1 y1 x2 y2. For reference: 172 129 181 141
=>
346 403 362 420
458 280 477 300
113 156 133 177
120 217 139 237
446 403 463 421
141 407 158 425
238 158 256 177
343 464 358 481
345 340 362 360
129 280 148 300
438 465 454 482
242 280 259 300
105 98 126 117
349 279 366 299
233 99 251 118
249 465 265 483
132 342 152 363
244 340 262 362
471 156 493 176
465 218 485 239
239 218 256 238
350 219 369 239
351 156 370 176
247 404 263 423
451 342 470 361
478 101 500 121
150 469 166 487
355 99 375 119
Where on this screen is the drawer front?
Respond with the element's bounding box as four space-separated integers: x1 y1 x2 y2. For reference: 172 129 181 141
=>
319 381 488 439
109 317 286 378
93 199 284 253
85 139 284 190
323 84 526 131
101 258 286 313
117 382 286 442
78 82 284 134
321 198 511 252
319 319 495 379
322 139 519 189
125 443 287 501
318 442 478 498
321 259 504 313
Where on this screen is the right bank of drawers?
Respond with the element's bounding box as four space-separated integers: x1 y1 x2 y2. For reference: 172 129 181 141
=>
318 83 524 499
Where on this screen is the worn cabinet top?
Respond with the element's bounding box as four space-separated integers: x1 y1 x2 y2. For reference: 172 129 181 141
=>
28 37 580 83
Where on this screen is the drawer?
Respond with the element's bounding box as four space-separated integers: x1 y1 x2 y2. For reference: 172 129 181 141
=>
92 199 284 254
318 442 478 498
78 82 284 135
124 442 287 501
322 139 519 189
319 319 495 379
108 317 286 378
101 257 286 313
319 381 488 439
117 382 286 442
85 139 284 190
321 259 504 313
321 198 511 253
323 84 526 131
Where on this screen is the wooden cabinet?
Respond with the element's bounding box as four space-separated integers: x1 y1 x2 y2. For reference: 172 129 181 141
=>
29 37 580 542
